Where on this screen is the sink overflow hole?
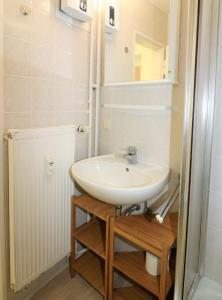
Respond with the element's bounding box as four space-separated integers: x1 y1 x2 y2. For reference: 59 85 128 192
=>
126 168 130 172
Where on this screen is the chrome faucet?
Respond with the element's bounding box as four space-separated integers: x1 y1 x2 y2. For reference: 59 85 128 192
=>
117 146 137 164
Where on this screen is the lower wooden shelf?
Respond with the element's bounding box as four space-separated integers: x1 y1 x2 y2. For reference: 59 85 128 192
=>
73 218 106 259
71 250 105 296
113 251 174 297
113 286 153 300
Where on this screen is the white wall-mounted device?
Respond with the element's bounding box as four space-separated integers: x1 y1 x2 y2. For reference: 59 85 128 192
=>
45 155 56 176
105 0 119 34
61 0 92 22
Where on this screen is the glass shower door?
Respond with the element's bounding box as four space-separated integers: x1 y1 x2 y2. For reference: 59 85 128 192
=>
174 0 220 299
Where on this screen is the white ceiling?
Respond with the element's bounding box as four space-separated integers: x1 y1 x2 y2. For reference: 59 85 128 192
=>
148 0 170 14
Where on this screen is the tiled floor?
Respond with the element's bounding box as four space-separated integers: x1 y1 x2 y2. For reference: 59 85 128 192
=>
192 277 222 300
30 268 102 300
30 267 174 300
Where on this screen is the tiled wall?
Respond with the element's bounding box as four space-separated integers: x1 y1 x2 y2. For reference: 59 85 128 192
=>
3 0 91 159
3 1 93 299
99 5 188 170
100 0 173 168
204 5 222 285
99 84 173 167
99 0 188 209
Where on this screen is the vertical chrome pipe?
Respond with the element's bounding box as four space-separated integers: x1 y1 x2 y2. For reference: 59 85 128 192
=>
88 17 94 158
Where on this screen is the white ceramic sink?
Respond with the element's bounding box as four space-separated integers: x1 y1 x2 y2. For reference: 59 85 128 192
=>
71 154 169 206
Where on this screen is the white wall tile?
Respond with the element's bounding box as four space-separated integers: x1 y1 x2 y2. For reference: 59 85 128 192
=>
55 111 88 126
3 0 90 132
31 7 54 47
4 0 32 41
4 37 31 76
31 79 54 111
99 85 172 166
4 75 32 112
101 85 173 106
30 44 53 79
4 112 31 129
53 19 73 54
31 111 56 127
72 30 90 85
32 0 56 14
52 51 73 81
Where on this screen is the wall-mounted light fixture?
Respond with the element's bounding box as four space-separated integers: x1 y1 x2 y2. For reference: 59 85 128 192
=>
61 0 92 22
105 0 119 34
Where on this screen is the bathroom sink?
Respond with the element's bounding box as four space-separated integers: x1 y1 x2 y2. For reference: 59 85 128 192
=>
71 155 169 206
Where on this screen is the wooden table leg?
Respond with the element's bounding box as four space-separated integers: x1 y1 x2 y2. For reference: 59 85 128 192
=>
159 245 169 300
104 216 110 300
108 217 115 300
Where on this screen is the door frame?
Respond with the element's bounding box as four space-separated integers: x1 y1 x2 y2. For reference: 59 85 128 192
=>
0 0 6 298
174 0 199 297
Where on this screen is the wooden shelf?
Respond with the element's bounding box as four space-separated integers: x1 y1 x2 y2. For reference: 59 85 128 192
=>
109 214 178 300
74 218 106 259
114 214 178 257
71 195 116 299
71 250 105 296
73 195 116 221
113 286 153 300
114 251 174 297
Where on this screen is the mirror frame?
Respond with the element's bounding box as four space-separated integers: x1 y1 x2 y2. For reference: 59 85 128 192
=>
101 0 181 87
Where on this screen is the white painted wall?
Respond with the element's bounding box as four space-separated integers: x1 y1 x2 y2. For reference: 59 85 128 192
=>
204 4 222 285
104 0 168 83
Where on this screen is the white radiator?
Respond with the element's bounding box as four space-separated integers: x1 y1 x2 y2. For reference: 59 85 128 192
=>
7 126 75 292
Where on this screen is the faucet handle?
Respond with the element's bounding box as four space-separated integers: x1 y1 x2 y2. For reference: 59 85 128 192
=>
128 146 137 155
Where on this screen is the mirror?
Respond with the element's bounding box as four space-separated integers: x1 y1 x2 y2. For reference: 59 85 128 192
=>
103 0 180 85
134 32 168 81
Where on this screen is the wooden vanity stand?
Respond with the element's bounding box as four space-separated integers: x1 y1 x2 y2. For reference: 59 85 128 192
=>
70 195 116 300
108 213 178 300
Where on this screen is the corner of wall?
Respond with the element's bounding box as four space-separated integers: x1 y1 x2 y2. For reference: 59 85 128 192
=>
0 0 7 297
169 0 188 176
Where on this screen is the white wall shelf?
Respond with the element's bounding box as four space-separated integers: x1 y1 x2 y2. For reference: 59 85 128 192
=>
101 104 172 112
103 80 178 88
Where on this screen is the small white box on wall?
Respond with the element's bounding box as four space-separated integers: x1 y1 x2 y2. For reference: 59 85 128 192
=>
61 0 92 22
105 0 119 34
